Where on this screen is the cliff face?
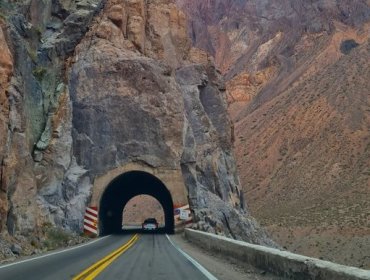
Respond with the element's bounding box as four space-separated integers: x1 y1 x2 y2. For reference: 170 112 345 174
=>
176 0 370 268
0 19 13 235
0 0 107 243
176 0 370 110
177 0 370 63
0 0 273 259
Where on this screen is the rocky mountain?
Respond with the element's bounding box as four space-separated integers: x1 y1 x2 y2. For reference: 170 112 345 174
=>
0 0 273 260
176 0 370 268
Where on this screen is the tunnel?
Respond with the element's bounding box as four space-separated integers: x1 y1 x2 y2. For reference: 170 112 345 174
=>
99 171 175 235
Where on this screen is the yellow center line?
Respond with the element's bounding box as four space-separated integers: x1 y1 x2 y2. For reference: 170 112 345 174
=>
73 234 139 280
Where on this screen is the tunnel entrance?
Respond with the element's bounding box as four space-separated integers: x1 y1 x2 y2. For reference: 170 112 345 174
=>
99 171 174 235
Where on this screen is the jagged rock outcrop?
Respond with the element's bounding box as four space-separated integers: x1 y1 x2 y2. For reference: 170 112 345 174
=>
0 0 273 259
177 0 370 67
175 62 264 241
0 0 105 238
0 19 13 234
68 0 272 243
176 0 370 112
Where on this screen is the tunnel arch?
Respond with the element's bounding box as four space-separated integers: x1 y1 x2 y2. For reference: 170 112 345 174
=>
99 171 174 235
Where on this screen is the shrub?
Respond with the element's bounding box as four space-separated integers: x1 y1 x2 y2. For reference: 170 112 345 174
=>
340 39 359 55
42 227 71 250
32 67 47 82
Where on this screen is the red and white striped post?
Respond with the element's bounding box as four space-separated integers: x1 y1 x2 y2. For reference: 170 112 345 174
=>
84 206 98 236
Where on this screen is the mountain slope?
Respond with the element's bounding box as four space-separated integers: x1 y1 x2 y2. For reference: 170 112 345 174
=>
176 0 370 268
234 40 370 268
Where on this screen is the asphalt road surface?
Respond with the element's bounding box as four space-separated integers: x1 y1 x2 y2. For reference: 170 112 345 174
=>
0 234 214 280
95 234 211 280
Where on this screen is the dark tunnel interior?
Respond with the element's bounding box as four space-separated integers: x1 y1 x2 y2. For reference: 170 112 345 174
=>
99 171 175 235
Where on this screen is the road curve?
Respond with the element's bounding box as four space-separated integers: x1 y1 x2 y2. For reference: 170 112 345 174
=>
0 234 214 280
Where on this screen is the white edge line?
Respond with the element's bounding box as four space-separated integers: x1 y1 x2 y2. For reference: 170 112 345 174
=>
166 234 218 280
0 235 110 269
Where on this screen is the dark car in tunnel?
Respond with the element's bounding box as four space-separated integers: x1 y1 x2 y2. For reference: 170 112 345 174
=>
142 218 159 230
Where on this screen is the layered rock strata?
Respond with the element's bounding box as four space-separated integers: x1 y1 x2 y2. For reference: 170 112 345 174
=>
176 0 370 114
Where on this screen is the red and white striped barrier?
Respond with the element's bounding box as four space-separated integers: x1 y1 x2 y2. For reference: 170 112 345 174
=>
84 206 98 236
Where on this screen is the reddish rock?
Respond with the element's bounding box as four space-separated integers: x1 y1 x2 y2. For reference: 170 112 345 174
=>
0 0 274 258
177 0 370 267
0 20 13 233
67 0 271 244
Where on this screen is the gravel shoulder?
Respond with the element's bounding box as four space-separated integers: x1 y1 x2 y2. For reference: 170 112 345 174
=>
171 233 283 280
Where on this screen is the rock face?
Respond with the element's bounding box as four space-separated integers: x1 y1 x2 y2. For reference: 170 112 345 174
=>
0 0 273 258
177 0 370 70
176 0 370 115
176 0 370 268
70 38 185 174
0 0 105 239
68 0 271 243
0 19 13 234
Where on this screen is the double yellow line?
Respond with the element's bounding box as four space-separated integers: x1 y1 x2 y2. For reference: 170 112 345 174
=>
73 234 139 280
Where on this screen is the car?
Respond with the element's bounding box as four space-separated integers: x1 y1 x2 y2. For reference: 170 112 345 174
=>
142 218 158 230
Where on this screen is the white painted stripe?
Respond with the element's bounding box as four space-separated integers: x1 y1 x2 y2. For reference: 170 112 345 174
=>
84 219 97 227
166 235 218 280
86 207 98 215
84 213 98 221
84 225 98 234
0 235 110 269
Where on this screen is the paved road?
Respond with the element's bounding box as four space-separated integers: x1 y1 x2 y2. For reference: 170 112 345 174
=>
95 234 211 280
0 234 213 280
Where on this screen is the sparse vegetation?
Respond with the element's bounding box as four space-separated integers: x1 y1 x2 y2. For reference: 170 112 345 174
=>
340 39 359 55
0 1 16 19
40 223 71 250
26 46 38 63
32 66 47 81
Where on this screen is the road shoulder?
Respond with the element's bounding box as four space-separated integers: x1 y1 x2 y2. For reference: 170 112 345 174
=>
170 233 283 280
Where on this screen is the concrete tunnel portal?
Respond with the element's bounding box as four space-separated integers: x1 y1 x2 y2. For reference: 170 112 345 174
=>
99 171 175 235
